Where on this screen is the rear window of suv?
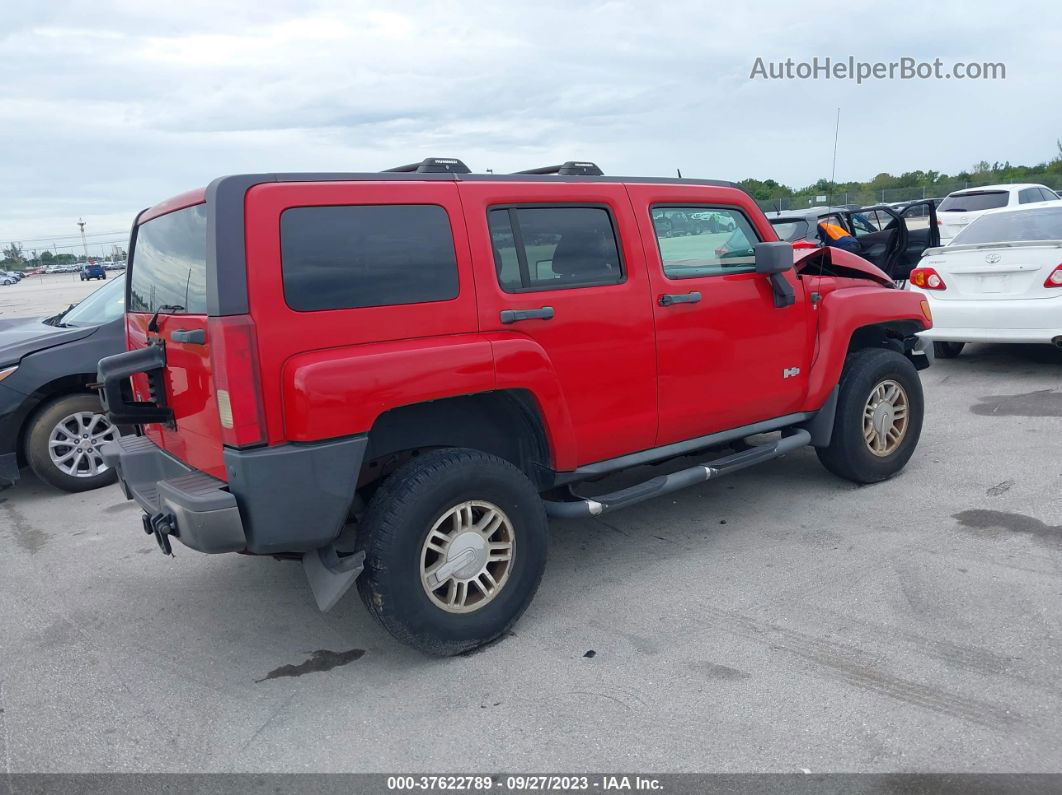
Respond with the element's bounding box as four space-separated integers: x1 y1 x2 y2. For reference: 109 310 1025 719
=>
128 204 208 314
281 204 460 311
938 191 1008 213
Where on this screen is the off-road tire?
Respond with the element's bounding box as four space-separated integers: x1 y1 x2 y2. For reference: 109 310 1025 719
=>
26 394 119 492
933 341 964 359
816 348 924 484
356 448 548 656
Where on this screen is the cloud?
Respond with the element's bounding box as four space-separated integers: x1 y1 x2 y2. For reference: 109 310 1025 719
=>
2 0 1059 244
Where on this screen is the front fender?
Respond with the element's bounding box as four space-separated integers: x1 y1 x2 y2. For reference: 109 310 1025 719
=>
805 286 930 408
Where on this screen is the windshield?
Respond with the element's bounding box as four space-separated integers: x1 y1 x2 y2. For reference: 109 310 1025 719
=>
128 203 208 314
770 219 810 242
59 275 126 327
951 207 1062 245
938 191 1008 213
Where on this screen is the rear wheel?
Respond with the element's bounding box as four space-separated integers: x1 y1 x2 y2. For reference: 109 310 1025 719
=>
26 394 120 492
933 341 965 358
356 448 548 656
816 348 924 484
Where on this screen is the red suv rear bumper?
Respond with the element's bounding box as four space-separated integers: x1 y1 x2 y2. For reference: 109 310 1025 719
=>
101 433 367 556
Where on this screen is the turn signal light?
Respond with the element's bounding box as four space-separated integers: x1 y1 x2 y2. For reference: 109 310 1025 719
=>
1044 264 1062 288
910 267 947 290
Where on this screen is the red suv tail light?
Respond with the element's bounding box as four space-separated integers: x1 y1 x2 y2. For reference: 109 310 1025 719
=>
208 315 267 447
910 267 947 290
1044 264 1062 288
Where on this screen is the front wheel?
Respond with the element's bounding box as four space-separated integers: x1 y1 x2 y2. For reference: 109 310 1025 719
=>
934 341 964 359
356 448 548 656
26 394 121 492
816 348 924 484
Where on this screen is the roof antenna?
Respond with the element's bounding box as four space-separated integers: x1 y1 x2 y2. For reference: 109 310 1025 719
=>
676 168 683 178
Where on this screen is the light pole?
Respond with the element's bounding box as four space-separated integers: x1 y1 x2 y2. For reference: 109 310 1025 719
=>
77 218 89 263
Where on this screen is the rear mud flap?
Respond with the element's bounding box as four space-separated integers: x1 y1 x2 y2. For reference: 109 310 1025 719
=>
303 546 366 612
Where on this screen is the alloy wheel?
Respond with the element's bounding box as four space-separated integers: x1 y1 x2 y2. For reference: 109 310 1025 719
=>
48 411 119 478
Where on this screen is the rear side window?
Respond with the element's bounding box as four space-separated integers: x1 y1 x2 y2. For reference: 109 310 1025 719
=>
651 206 761 278
129 204 208 314
281 204 460 311
938 191 1008 212
488 207 624 292
770 219 809 242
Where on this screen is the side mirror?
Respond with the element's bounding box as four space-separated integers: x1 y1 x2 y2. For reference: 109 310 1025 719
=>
754 242 796 308
754 241 793 274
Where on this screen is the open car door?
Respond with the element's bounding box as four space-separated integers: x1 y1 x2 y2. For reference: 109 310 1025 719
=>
838 201 940 283
895 201 940 279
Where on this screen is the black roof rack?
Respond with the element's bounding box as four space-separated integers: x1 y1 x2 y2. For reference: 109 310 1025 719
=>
515 161 604 176
383 157 471 174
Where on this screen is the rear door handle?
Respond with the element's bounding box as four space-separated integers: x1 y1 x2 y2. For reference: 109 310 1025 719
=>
500 307 555 324
659 292 701 306
170 329 206 344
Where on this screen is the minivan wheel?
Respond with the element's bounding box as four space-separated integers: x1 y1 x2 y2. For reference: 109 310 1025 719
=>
356 448 548 656
816 348 924 484
933 341 965 359
26 394 121 492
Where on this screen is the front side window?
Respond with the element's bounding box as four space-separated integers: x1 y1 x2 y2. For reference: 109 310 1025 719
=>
488 207 623 292
1018 188 1044 205
129 204 208 314
281 204 459 311
652 206 761 278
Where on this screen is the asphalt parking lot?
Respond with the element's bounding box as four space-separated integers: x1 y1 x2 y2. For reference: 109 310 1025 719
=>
1 278 1061 773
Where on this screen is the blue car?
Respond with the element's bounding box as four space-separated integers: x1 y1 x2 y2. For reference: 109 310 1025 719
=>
80 263 107 281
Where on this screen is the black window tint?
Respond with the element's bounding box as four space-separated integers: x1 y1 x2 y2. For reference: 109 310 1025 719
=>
488 207 623 292
1018 188 1042 205
651 206 761 278
1040 187 1059 202
281 205 459 311
129 204 208 314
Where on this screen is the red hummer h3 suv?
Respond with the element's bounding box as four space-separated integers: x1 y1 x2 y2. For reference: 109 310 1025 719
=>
98 158 934 655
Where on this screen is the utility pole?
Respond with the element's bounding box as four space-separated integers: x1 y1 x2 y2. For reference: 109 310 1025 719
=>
77 218 89 262
830 107 840 206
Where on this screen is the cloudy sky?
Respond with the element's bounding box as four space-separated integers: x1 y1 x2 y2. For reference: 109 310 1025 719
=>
3 0 1059 255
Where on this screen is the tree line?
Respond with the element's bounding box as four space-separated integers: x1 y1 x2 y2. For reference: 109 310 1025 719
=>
738 141 1062 202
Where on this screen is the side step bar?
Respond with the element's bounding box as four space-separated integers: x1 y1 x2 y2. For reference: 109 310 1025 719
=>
543 429 811 519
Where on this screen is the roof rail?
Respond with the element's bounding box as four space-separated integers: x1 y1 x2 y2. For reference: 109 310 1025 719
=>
383 157 471 174
515 161 604 176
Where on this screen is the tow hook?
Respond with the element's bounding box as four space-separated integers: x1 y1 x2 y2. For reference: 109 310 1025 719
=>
142 512 178 556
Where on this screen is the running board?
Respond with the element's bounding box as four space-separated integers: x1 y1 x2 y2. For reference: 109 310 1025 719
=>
543 429 811 519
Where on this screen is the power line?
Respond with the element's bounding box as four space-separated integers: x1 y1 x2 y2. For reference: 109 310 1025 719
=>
8 229 129 244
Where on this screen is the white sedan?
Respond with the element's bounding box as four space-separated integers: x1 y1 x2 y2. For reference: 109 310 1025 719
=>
909 203 1062 357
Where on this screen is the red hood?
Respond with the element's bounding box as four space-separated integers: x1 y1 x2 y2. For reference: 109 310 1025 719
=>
794 246 894 287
